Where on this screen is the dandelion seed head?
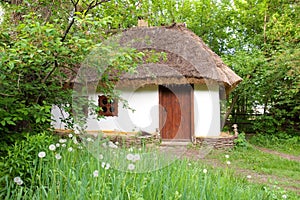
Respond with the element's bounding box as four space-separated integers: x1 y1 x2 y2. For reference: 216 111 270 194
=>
282 194 287 199
99 154 103 160
59 139 67 143
55 143 60 147
126 153 134 161
62 144 66 148
14 177 21 183
203 169 207 174
101 162 106 168
68 134 73 138
55 154 62 160
93 170 99 177
247 175 252 179
38 151 46 158
226 161 231 165
128 163 135 171
86 137 93 142
105 163 110 170
132 154 140 162
49 144 56 151
68 147 73 152
225 154 229 159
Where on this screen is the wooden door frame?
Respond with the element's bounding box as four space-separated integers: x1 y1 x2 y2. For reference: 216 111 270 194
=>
159 84 194 141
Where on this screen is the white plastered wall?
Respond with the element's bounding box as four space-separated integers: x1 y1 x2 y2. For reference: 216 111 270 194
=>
194 83 220 137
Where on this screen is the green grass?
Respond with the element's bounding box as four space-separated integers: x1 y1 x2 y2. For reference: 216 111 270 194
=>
1 132 297 199
249 134 300 156
206 145 300 196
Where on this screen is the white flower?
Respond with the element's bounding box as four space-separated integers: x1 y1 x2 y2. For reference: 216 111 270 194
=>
59 139 67 143
62 144 66 148
105 163 110 170
128 163 135 171
14 177 24 186
225 155 230 159
126 153 134 161
86 137 93 142
68 134 73 138
247 175 252 179
68 147 73 152
38 151 46 158
55 154 62 160
73 137 78 144
55 143 60 147
49 144 56 151
203 169 207 174
226 161 231 165
132 154 140 162
282 194 287 199
108 141 118 149
14 177 22 183
99 154 103 160
93 170 99 177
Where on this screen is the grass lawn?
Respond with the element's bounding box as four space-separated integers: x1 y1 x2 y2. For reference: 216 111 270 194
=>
0 132 299 199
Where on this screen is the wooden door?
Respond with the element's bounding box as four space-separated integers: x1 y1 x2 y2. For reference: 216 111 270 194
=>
159 84 193 140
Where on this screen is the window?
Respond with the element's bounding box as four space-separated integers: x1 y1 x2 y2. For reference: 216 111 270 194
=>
98 95 118 116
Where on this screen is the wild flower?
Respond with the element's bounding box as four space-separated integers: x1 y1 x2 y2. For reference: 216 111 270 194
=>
56 143 60 147
49 144 56 151
126 153 134 161
226 161 231 165
93 170 99 177
108 141 118 148
55 154 62 160
14 177 23 185
247 175 252 179
38 151 46 158
203 169 207 174
132 154 141 162
59 139 67 143
282 194 287 199
68 134 73 138
68 147 73 152
225 155 230 159
128 163 135 171
101 162 110 170
99 154 104 160
73 137 78 144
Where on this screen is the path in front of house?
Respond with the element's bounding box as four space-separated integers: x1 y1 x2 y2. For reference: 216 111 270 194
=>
160 145 300 195
255 146 300 162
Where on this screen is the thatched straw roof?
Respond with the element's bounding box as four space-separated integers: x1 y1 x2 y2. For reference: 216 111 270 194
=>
72 24 242 94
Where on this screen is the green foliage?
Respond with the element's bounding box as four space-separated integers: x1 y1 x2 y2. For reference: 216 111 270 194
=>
249 134 300 156
0 132 57 187
234 132 249 148
1 132 296 199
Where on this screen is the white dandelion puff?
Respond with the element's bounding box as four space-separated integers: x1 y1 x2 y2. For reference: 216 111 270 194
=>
55 143 60 147
99 154 104 160
59 139 67 143
128 163 135 171
49 144 56 151
93 170 99 177
38 151 46 158
132 154 140 162
203 169 207 174
68 134 73 138
68 147 73 152
126 153 134 161
226 161 231 165
225 154 229 159
247 175 252 179
55 154 62 160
